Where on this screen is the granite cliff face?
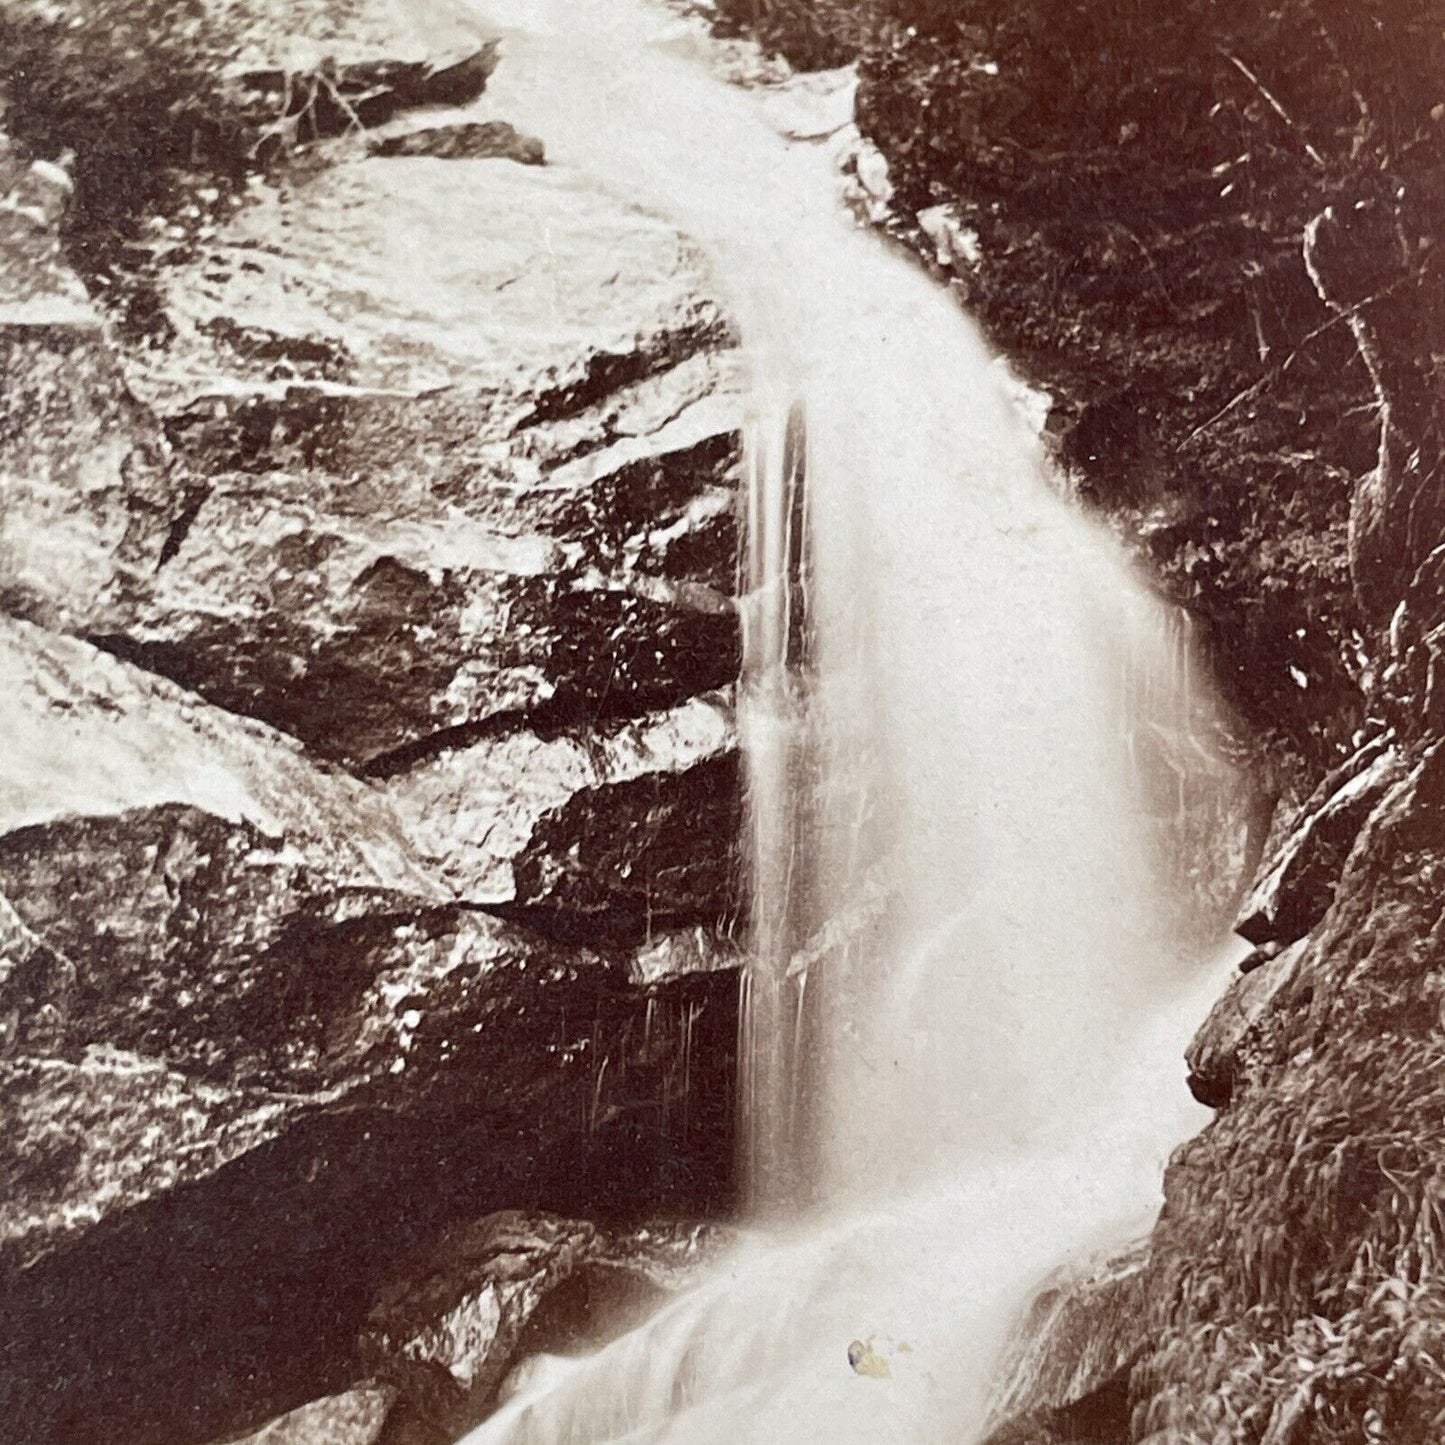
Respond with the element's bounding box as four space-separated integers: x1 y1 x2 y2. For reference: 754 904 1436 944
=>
0 5 744 1439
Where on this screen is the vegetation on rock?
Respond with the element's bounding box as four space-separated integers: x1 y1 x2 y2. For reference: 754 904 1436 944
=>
711 0 877 69
0 0 259 297
856 0 1444 779
721 0 1445 787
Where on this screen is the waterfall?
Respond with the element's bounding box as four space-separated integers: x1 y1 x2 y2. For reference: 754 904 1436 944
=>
455 0 1239 1438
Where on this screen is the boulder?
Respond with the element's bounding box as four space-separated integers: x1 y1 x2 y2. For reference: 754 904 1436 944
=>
0 616 438 906
95 457 741 769
372 120 545 165
125 156 734 421
1185 938 1310 1109
1234 738 1403 948
361 1211 727 1441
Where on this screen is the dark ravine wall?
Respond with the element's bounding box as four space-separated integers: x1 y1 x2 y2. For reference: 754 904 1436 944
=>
0 3 747 1441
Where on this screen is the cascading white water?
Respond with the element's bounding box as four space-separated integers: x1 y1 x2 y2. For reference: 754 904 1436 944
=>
449 1 1241 1439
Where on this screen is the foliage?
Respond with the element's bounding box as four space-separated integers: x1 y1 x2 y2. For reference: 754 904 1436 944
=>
709 0 877 70
0 0 259 288
1126 752 1445 1439
852 2 1438 769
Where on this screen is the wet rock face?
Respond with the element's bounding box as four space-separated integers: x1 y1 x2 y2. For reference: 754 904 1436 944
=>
384 695 742 927
58 154 747 771
360 1212 728 1441
981 1245 1146 1445
0 18 747 1445
0 614 738 1245
0 875 737 1443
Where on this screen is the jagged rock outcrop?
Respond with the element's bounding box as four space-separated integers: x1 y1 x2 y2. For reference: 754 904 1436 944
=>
0 10 748 1443
1183 939 1308 1111
45 151 745 769
222 1387 398 1445
357 1212 726 1440
1233 737 1403 951
0 614 739 1441
385 695 740 928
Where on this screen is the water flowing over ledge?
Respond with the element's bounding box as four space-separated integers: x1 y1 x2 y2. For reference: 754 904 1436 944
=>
450 1 1239 1441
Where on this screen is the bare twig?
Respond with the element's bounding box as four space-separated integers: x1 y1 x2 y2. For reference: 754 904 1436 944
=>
1221 50 1327 168
1176 269 1410 452
315 70 367 137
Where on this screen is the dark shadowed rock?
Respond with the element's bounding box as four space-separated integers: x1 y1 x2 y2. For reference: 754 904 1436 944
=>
0 614 437 1254
362 1212 600 1436
1185 938 1309 1109
0 904 738 1445
373 120 545 164
1234 737 1403 948
416 45 502 108
360 1212 728 1441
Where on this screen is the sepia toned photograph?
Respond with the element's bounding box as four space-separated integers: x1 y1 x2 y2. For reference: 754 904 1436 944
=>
0 0 1441 1441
